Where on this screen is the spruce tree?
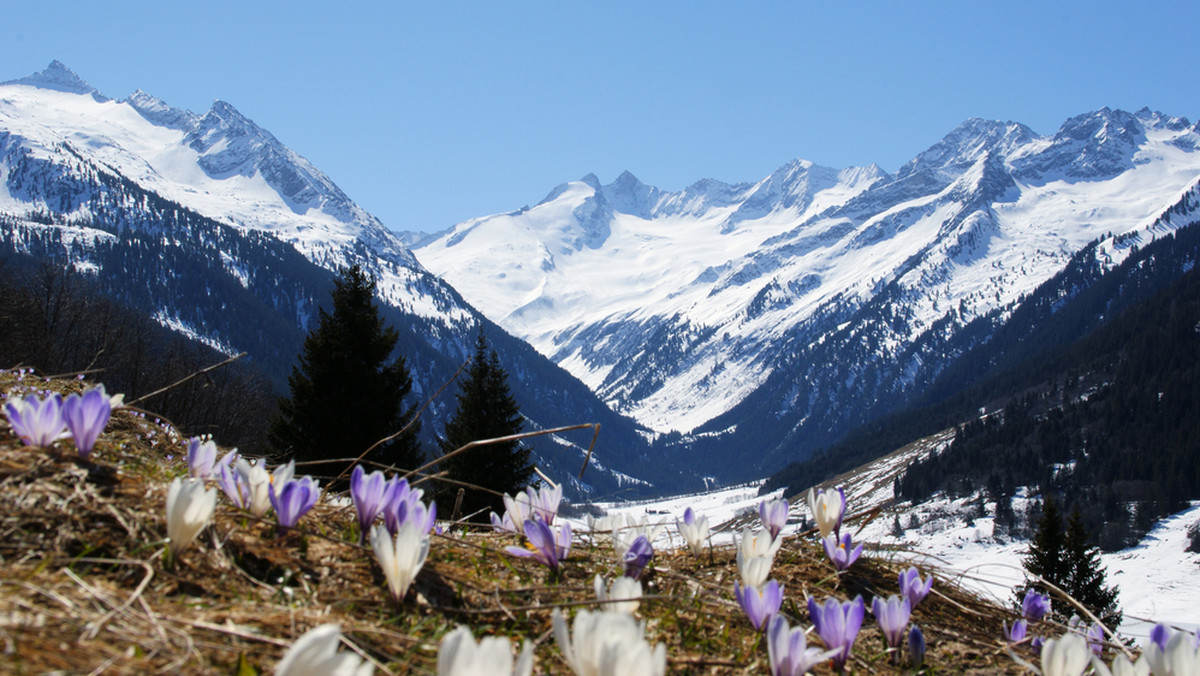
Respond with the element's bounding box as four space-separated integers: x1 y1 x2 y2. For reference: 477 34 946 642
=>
438 331 532 522
269 265 422 482
1063 508 1122 626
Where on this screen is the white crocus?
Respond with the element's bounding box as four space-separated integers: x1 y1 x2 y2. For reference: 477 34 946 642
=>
612 515 665 562
166 477 216 557
735 527 783 588
235 458 273 517
370 521 429 601
676 507 710 557
806 486 846 539
594 574 643 615
553 608 666 676
1091 653 1150 676
275 623 374 676
1041 633 1091 676
437 625 533 676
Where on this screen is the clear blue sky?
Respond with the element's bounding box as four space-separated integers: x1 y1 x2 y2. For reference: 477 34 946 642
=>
7 1 1200 233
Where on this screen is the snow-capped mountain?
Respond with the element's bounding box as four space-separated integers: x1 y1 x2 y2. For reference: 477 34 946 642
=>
0 62 664 496
416 108 1200 471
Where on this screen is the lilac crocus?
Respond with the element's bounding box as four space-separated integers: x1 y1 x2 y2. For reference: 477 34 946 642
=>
759 497 789 541
908 625 925 667
808 595 865 673
350 465 389 543
623 535 654 579
506 518 571 571
62 386 112 458
383 477 436 535
734 580 784 632
270 475 321 534
1022 590 1051 621
872 595 912 654
215 450 251 508
1004 619 1029 644
185 436 217 479
822 532 863 572
1150 623 1170 651
767 615 839 676
1082 622 1105 655
898 567 933 610
4 393 67 447
526 483 562 525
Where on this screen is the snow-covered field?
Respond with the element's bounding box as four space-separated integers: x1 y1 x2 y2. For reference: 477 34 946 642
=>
575 441 1200 646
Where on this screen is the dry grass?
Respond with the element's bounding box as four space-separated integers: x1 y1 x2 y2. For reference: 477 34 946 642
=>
0 371 1039 674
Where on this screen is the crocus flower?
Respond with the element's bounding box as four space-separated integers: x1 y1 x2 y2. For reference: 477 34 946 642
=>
872 594 912 655
612 516 666 562
275 623 374 676
822 532 863 572
507 518 571 571
623 535 653 579
1022 590 1051 621
1146 629 1200 676
1004 619 1029 643
552 608 666 676
370 521 428 601
166 476 216 557
185 436 217 479
350 465 389 543
734 580 784 632
807 486 846 539
676 507 710 556
807 594 865 673
491 489 534 534
1084 622 1105 655
759 497 789 541
767 615 840 676
1041 632 1090 676
438 625 533 676
4 393 67 447
735 527 783 587
908 625 926 667
1150 623 1171 651
898 567 933 610
234 458 273 517
527 483 562 525
62 386 112 458
270 474 321 534
215 450 250 507
594 574 643 614
1090 653 1150 676
384 477 436 535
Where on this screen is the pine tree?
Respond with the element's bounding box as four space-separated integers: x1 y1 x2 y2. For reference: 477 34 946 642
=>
269 265 422 482
1063 508 1122 626
438 331 532 522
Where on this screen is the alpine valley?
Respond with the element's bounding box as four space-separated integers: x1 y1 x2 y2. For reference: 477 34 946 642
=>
3 60 1200 507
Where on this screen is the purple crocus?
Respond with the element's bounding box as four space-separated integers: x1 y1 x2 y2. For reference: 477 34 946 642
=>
506 518 571 571
872 594 912 658
759 497 789 541
623 535 654 579
767 615 839 676
1021 590 1051 621
1150 623 1170 651
908 625 925 666
735 579 784 632
808 595 865 673
898 567 933 610
185 436 217 479
383 477 436 535
62 386 112 458
215 449 250 508
1004 619 1029 643
269 475 321 534
822 532 863 572
1085 622 1105 655
350 465 389 543
4 393 67 447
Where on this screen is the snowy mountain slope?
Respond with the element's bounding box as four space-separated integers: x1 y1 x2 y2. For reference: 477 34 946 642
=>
0 62 668 497
416 108 1200 460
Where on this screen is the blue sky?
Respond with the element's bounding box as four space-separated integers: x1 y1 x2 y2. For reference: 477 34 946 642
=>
7 1 1200 233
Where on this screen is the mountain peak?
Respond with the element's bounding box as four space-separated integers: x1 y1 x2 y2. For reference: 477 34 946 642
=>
2 60 109 100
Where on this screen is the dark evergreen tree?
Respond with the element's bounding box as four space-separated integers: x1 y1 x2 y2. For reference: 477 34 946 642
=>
269 265 422 481
438 331 532 522
1017 497 1067 611
1063 508 1122 626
